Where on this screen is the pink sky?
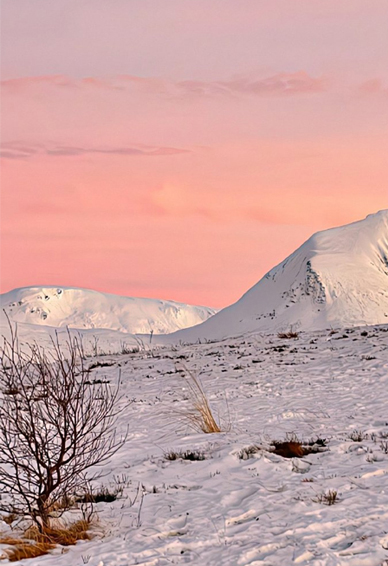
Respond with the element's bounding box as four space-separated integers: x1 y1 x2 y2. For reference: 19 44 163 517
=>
1 1 387 307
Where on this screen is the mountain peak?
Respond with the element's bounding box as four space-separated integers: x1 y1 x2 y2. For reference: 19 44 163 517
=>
174 211 388 341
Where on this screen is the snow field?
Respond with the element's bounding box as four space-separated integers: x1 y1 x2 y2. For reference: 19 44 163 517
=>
2 324 387 565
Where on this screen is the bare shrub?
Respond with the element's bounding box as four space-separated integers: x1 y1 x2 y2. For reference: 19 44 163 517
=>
0 322 127 532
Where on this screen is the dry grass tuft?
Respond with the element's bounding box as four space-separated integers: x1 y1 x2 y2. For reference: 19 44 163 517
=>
47 494 77 514
176 365 222 433
165 449 206 461
1 512 18 525
5 541 55 562
277 331 299 339
0 536 26 545
313 489 338 505
24 519 91 546
1 519 91 561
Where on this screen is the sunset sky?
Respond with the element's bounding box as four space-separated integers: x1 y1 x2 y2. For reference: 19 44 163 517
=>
1 0 387 307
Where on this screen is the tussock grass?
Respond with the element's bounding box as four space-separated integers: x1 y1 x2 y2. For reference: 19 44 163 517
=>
165 449 206 461
1 519 91 561
5 541 56 561
176 365 223 434
77 484 123 503
277 331 299 339
313 490 338 506
348 429 368 442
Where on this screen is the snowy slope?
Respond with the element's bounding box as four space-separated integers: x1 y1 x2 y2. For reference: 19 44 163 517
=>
0 286 217 334
1 324 387 566
173 210 388 341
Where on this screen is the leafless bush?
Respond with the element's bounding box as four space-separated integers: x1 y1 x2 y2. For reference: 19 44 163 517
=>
0 322 127 532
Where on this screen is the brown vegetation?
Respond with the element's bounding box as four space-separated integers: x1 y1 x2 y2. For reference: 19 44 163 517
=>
175 365 222 433
1 519 91 561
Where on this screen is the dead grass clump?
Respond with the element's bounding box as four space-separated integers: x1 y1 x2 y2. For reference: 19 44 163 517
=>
165 449 206 461
0 536 26 546
272 441 305 458
24 519 91 546
2 512 18 525
348 429 368 442
47 494 77 514
277 331 299 339
2 519 91 561
271 434 328 459
313 490 338 506
176 365 222 433
77 484 123 504
5 541 55 562
380 441 388 454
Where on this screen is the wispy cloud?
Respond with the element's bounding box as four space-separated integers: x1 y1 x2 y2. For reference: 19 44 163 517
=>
358 78 388 96
1 75 74 91
177 71 327 97
1 71 328 98
0 142 190 160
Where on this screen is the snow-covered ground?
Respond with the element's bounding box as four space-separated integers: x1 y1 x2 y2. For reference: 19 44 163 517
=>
2 323 387 565
0 286 217 335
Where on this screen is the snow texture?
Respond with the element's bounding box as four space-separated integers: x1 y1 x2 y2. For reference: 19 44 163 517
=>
0 324 387 565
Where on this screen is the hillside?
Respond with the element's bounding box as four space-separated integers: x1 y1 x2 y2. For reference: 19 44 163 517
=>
0 286 217 335
173 210 388 341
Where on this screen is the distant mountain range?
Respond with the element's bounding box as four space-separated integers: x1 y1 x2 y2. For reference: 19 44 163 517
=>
2 210 387 342
173 210 388 341
0 287 217 335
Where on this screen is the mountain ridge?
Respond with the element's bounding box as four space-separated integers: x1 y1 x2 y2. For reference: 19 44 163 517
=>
0 286 217 335
171 210 388 341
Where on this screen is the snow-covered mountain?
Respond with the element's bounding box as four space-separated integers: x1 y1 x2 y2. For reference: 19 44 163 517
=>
0 286 217 334
173 210 388 341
